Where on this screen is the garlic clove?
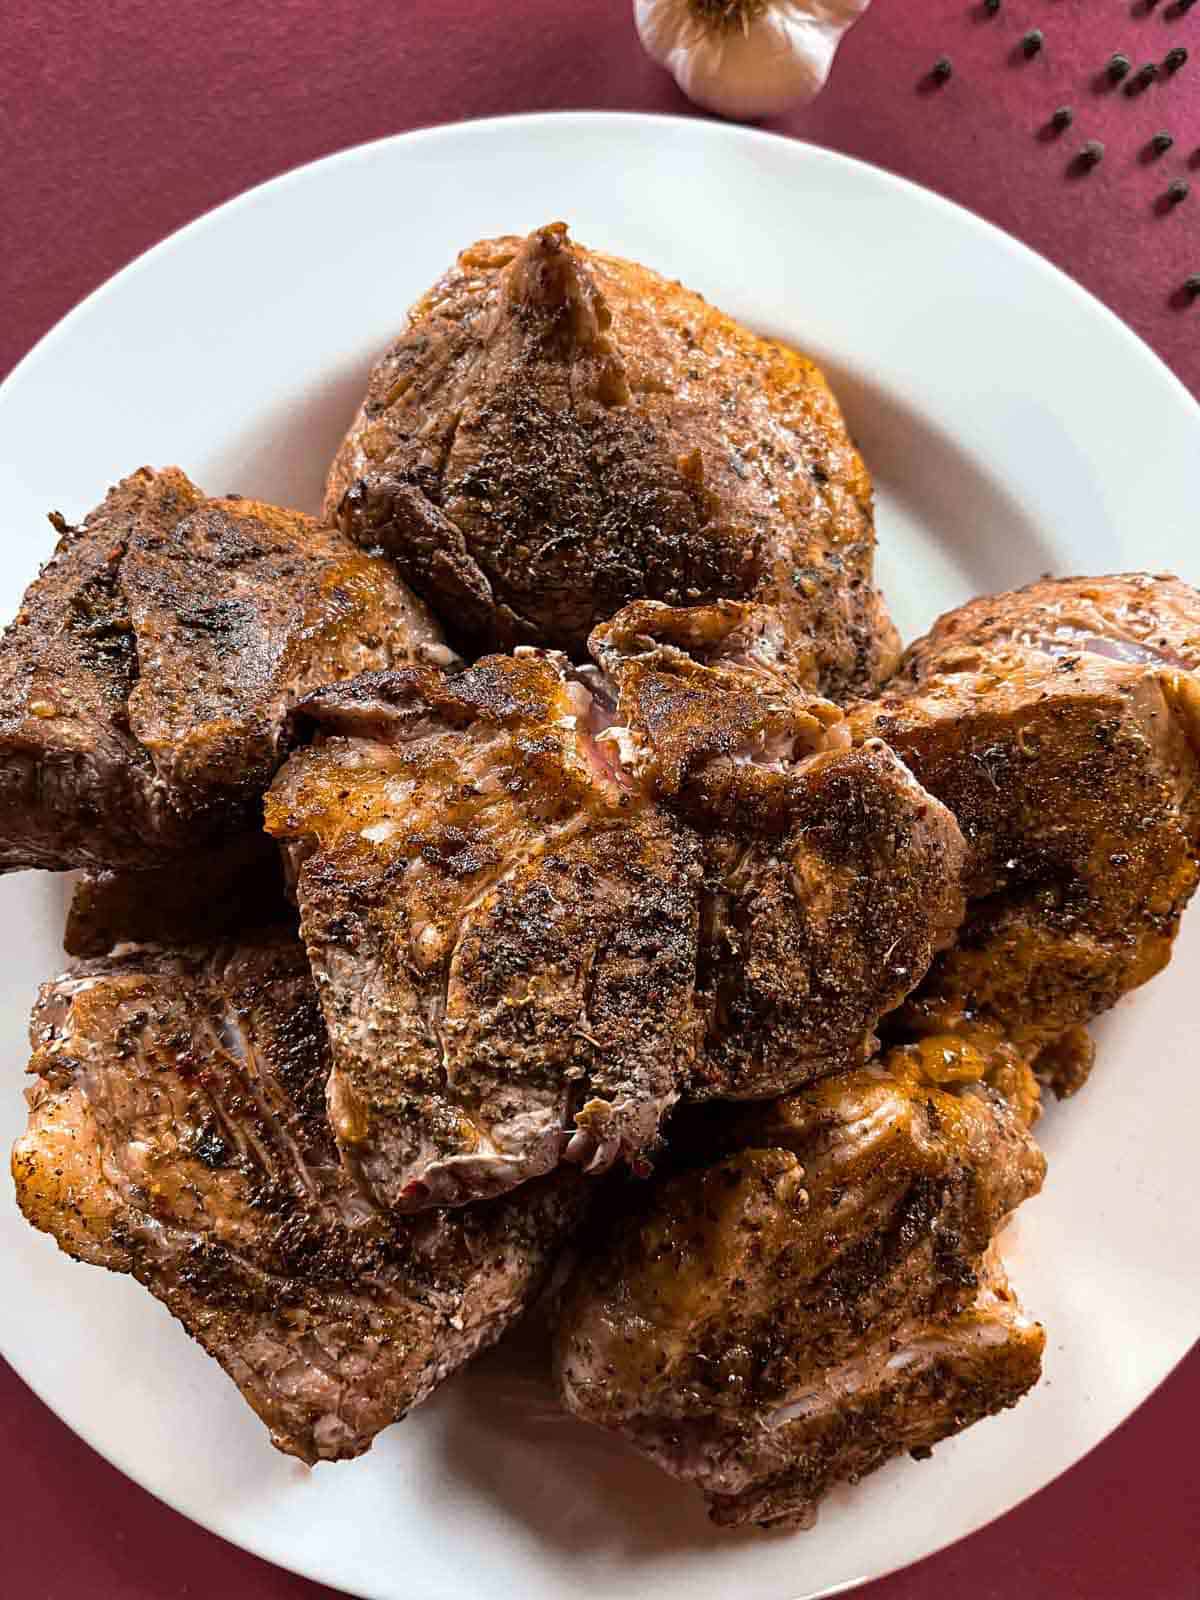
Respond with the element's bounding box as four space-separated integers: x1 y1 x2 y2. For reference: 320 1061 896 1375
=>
635 0 872 122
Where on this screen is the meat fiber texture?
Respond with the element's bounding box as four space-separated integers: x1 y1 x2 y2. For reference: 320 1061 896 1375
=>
265 599 967 1214
853 573 1200 1067
0 467 449 872
554 1033 1046 1529
325 222 900 701
11 930 585 1463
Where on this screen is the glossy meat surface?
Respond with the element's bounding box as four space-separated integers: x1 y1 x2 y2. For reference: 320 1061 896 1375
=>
0 468 447 872
855 574 1200 1054
12 931 583 1463
554 1036 1045 1529
325 224 899 697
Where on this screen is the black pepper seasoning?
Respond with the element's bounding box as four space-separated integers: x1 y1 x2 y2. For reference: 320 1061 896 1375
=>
930 55 953 84
1078 139 1105 170
1183 275 1200 300
1164 47 1188 73
983 0 1000 12
1149 131 1175 156
1166 179 1190 205
1107 53 1132 82
1051 106 1074 131
1126 62 1160 94
1021 29 1044 57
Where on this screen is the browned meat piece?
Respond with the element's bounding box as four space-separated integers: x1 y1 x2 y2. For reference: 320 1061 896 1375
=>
63 834 289 957
591 603 969 1098
554 1036 1045 1530
11 931 583 1464
265 605 965 1210
325 223 900 698
854 574 1200 1057
265 653 704 1211
0 467 448 872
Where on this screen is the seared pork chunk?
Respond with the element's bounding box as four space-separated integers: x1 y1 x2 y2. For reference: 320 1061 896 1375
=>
265 655 705 1211
855 574 1200 1058
12 931 583 1463
325 223 899 698
0 467 447 872
554 1035 1045 1529
592 603 969 1098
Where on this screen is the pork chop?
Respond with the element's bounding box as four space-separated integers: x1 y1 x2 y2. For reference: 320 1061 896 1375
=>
854 573 1200 1056
554 1034 1045 1529
12 930 583 1463
325 223 900 698
0 467 448 871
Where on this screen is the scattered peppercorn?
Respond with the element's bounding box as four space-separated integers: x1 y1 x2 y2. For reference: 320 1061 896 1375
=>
1125 62 1159 94
1078 139 1105 169
1021 29 1044 57
1051 106 1074 131
1166 178 1190 205
1149 131 1175 155
1183 275 1200 300
931 55 953 84
1107 52 1131 81
1164 47 1188 73
983 0 1000 12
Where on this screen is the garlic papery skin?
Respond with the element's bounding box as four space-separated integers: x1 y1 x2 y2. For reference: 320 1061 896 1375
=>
634 0 871 122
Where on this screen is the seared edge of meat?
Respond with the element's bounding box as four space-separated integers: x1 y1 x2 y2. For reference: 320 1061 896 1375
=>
12 930 585 1462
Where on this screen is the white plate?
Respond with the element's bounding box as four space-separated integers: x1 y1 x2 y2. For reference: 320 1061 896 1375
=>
1 112 1198 1600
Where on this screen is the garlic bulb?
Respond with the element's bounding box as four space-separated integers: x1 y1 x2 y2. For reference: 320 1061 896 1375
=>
634 0 871 121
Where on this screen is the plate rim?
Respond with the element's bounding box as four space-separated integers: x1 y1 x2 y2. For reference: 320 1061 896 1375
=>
2 108 1198 1600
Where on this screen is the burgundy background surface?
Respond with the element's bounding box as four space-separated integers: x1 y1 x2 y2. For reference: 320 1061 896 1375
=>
2 2 1198 1597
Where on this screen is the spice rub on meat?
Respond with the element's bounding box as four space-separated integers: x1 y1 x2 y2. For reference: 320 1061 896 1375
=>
12 930 584 1463
554 1033 1045 1530
265 600 965 1211
0 467 447 872
854 574 1200 1072
325 223 900 699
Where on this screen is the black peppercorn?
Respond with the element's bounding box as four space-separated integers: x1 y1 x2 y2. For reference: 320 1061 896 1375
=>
1164 47 1188 73
983 0 1000 12
1126 62 1160 94
1107 52 1131 81
1021 29 1044 57
931 56 953 84
1051 106 1074 131
1183 275 1200 299
1149 131 1175 155
1078 140 1105 169
1166 179 1190 205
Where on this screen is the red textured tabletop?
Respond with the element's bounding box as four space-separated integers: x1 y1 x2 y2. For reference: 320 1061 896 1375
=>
2 3 1198 1597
